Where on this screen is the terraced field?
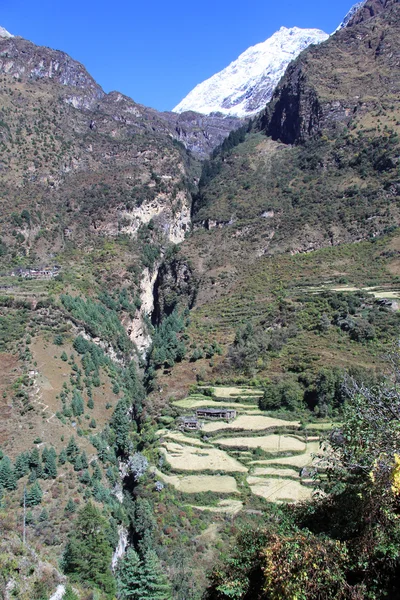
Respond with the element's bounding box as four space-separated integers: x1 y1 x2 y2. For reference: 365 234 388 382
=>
215 434 306 453
202 414 300 433
152 469 239 493
172 396 261 411
246 476 313 503
155 387 328 511
160 441 248 472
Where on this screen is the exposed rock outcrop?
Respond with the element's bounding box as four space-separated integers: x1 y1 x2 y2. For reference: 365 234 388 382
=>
259 0 400 144
152 257 198 325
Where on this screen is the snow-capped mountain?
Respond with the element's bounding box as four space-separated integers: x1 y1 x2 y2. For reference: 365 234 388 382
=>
336 1 367 31
173 27 329 118
0 26 13 38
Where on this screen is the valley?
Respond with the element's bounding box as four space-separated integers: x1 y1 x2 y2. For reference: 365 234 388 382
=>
0 1 400 599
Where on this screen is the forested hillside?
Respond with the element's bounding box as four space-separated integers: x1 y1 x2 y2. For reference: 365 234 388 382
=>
1 0 400 598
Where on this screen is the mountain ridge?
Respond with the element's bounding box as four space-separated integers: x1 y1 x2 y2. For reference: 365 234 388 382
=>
173 26 329 118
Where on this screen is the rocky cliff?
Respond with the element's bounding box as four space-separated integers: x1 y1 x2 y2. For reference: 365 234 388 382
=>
259 0 400 144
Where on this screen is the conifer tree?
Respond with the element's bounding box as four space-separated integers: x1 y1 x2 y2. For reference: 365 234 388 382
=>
80 450 88 469
14 452 30 479
58 448 67 465
79 469 91 485
117 547 142 600
25 481 43 506
65 498 76 514
110 398 131 455
29 447 44 478
64 584 79 600
63 502 115 597
92 463 102 481
43 447 57 479
66 437 79 464
139 550 172 600
39 508 49 522
74 455 83 472
0 456 17 490
71 390 84 417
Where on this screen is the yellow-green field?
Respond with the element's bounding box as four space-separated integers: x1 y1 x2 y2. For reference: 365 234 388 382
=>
191 499 243 515
152 469 239 493
160 441 248 472
210 386 263 398
172 397 260 411
249 441 321 468
214 434 306 453
252 467 300 478
159 431 209 447
246 476 313 503
202 414 300 433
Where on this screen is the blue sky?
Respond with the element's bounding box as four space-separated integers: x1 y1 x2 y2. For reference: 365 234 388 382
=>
2 0 355 112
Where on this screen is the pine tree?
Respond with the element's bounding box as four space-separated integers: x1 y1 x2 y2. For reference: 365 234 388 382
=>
24 481 43 506
43 447 57 479
74 455 83 472
65 498 76 514
117 547 143 600
29 447 44 478
14 452 30 479
63 502 116 597
79 469 91 485
71 390 84 417
92 463 102 481
66 437 79 465
0 456 17 490
59 448 67 465
80 451 88 469
64 584 79 600
111 399 130 455
139 550 172 600
39 508 49 522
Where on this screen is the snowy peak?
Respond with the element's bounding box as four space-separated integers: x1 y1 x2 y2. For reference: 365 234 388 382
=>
335 1 367 31
173 26 329 118
0 26 13 38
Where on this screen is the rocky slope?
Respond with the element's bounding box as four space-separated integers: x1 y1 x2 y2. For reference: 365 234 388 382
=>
259 0 400 144
179 0 400 311
0 32 242 159
173 27 329 118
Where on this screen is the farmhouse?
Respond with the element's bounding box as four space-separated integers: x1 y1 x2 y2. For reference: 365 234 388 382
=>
196 408 236 420
11 265 61 280
179 416 203 431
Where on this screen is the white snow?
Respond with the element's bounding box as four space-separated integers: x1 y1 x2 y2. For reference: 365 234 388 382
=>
335 1 367 31
173 26 328 118
0 26 13 38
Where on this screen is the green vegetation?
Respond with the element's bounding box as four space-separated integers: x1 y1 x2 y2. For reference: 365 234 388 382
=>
63 502 116 598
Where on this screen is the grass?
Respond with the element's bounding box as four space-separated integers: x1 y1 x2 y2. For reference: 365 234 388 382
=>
160 441 248 473
202 414 300 433
214 435 306 454
191 499 243 514
172 397 260 411
246 476 313 503
153 468 240 493
249 441 322 468
210 386 263 398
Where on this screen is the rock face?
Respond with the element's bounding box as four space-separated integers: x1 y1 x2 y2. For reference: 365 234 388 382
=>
259 0 400 144
336 1 367 31
173 27 328 118
0 36 104 108
161 110 244 158
346 0 396 26
0 32 241 158
152 258 198 325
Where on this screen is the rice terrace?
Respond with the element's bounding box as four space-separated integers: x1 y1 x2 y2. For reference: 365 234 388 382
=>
156 385 328 509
